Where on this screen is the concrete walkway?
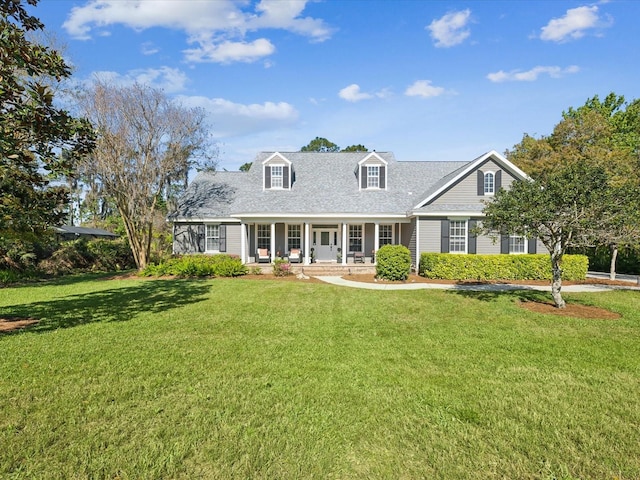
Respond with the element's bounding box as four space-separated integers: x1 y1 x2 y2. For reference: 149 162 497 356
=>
314 275 640 292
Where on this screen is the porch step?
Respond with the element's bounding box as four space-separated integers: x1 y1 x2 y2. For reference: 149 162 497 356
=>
250 263 376 276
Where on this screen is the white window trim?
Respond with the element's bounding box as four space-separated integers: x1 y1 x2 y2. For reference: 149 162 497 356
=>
256 224 271 251
286 223 302 251
378 223 394 246
205 224 220 253
484 171 495 196
509 234 528 254
449 219 468 254
270 164 284 189
348 223 364 253
367 165 380 189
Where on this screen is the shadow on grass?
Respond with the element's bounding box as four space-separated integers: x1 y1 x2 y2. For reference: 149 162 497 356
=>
445 285 552 305
2 271 135 290
1 279 211 334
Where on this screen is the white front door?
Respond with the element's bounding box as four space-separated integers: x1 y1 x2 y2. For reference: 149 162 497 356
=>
313 228 339 262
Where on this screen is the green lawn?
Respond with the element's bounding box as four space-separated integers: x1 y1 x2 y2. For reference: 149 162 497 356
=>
1 276 639 479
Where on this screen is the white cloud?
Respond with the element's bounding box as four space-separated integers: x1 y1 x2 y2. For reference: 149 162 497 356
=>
184 38 275 64
404 80 445 98
63 0 333 63
339 84 373 102
91 67 189 93
539 6 609 42
141 42 159 56
427 9 471 48
487 65 580 82
176 95 299 138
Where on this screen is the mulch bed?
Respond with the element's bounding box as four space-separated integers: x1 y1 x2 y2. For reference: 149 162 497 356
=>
518 301 621 319
0 317 39 332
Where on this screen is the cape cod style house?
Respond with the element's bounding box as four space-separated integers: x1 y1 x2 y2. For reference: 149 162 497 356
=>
169 150 539 269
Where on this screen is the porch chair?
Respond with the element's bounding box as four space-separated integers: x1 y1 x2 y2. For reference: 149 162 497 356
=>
256 248 271 263
288 248 303 263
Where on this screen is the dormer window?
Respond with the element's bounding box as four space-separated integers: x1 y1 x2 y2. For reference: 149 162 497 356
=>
271 165 284 188
367 166 380 188
358 152 387 190
484 172 494 195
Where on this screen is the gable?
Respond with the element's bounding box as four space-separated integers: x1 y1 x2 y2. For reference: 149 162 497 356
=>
413 151 528 209
357 152 388 190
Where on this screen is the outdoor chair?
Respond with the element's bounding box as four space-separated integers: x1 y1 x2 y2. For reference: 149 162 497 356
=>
257 248 271 263
353 252 365 263
288 248 303 263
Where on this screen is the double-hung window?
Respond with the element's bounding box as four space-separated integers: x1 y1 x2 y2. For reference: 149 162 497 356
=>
257 224 270 250
379 224 393 246
449 220 467 253
206 225 220 252
509 235 527 254
288 224 301 250
271 165 283 188
349 225 363 252
367 166 380 188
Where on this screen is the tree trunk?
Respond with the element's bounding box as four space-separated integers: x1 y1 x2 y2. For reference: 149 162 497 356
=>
550 242 566 309
609 243 618 280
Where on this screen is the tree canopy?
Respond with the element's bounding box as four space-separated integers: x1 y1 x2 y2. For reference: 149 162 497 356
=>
300 137 369 153
0 0 94 247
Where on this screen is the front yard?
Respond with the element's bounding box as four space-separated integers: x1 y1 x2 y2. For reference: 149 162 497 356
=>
1 275 639 479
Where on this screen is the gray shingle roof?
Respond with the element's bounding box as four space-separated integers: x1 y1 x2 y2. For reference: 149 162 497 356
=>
169 152 470 220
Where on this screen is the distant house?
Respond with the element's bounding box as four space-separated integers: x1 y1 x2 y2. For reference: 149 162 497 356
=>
54 225 119 242
168 150 540 269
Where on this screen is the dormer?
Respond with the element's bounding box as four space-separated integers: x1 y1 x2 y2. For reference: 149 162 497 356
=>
357 152 387 191
263 152 292 190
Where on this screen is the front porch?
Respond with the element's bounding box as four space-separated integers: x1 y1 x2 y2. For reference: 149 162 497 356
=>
247 262 377 276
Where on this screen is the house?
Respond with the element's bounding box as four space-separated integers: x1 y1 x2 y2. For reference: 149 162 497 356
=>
54 225 119 242
169 150 540 268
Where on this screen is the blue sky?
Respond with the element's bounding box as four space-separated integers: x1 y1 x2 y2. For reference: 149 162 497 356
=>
30 0 640 171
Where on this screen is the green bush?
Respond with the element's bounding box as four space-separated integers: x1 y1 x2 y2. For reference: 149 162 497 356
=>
140 254 248 278
39 238 135 275
419 253 588 281
376 244 412 281
273 258 292 277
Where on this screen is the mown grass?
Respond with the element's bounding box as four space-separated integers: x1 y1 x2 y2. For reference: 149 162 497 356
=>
1 276 639 479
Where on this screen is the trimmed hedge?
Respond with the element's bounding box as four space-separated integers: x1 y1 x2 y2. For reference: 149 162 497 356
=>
376 244 412 280
419 253 588 281
140 254 248 278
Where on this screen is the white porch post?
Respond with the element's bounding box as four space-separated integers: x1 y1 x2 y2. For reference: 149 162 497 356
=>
342 222 347 265
240 222 246 264
304 222 310 265
270 222 276 263
374 222 380 264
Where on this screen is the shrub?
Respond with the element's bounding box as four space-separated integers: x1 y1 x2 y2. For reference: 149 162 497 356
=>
39 238 135 275
376 244 411 281
273 258 292 277
140 254 248 278
419 253 588 281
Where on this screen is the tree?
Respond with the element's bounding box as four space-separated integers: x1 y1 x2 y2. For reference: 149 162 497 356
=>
341 144 368 152
239 162 252 172
506 93 640 279
482 161 616 308
300 137 340 152
0 0 94 256
76 80 215 269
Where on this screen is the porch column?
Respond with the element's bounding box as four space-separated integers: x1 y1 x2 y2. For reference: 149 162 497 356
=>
304 222 310 265
342 222 347 265
240 222 246 264
270 223 276 263
374 222 380 264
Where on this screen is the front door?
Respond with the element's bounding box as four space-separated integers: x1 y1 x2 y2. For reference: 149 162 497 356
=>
313 228 339 262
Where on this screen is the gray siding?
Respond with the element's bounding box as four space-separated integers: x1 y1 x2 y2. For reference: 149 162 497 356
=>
431 160 517 206
225 224 242 256
364 223 375 259
173 224 204 254
408 219 417 265
418 218 442 254
477 233 501 254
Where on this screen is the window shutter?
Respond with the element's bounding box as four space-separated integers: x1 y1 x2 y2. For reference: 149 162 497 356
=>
380 166 386 189
264 166 271 189
219 225 227 252
528 237 537 254
361 166 367 189
477 170 484 195
197 224 205 253
283 166 290 189
495 170 502 191
468 220 477 254
441 220 450 253
500 234 509 254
